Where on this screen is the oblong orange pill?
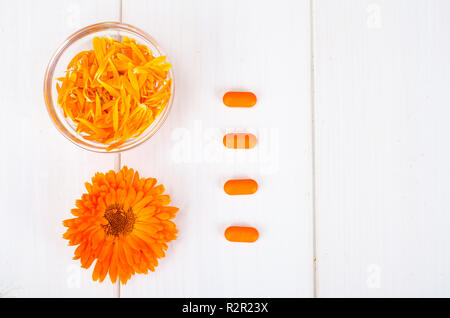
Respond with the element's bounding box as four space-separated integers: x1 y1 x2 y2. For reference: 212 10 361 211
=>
224 179 258 195
223 133 257 149
225 226 259 243
223 92 257 107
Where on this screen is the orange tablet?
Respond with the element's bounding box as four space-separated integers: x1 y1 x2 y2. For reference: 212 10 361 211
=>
223 133 257 149
225 226 259 243
224 179 258 195
223 91 257 108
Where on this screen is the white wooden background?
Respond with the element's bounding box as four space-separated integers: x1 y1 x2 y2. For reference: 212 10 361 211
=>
1 0 449 297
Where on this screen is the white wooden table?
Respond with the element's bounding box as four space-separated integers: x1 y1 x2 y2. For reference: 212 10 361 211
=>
1 0 449 297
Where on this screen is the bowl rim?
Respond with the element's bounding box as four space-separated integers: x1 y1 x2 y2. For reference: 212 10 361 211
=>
43 21 175 153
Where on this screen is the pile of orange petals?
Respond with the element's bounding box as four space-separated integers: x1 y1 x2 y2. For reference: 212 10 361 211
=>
56 36 172 151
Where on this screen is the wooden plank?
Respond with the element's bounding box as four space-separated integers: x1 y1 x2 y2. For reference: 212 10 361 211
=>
314 0 450 297
0 0 120 297
121 0 313 297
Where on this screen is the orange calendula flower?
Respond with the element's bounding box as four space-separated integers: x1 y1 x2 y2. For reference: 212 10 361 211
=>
63 166 178 284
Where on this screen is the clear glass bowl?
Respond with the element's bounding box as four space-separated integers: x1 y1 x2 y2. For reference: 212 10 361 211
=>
43 22 174 153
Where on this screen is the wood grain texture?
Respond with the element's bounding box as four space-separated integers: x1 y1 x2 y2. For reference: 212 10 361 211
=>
314 0 450 297
121 0 314 297
0 0 120 297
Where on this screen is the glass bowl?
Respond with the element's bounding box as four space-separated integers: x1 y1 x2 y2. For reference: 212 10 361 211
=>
43 22 174 153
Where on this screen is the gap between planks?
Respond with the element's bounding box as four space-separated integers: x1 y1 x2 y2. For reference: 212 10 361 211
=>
113 0 123 299
309 0 318 298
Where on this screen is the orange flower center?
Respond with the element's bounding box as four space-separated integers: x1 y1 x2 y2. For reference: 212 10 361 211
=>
102 204 135 236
